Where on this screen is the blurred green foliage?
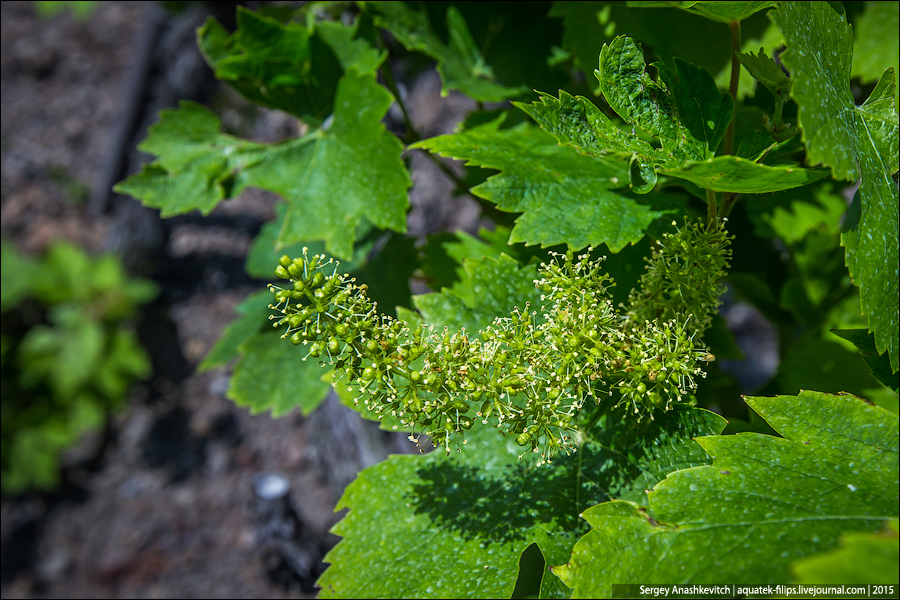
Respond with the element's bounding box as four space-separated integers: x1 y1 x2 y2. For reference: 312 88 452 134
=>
1 240 156 493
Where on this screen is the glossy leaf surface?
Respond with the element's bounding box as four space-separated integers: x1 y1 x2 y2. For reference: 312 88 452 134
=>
318 408 725 599
553 391 899 596
772 1 899 372
413 118 667 252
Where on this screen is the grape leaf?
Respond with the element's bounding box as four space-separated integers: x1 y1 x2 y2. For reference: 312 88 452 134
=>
116 69 410 261
369 2 525 102
738 48 792 100
595 36 730 164
413 117 668 252
257 69 411 260
228 330 331 417
315 18 386 76
317 407 726 599
197 7 342 126
791 519 899 585
832 328 900 394
552 391 899 595
114 101 272 216
852 0 899 108
413 254 543 334
519 86 826 194
771 1 899 372
659 155 830 193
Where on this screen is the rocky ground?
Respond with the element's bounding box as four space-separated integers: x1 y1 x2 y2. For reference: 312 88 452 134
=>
0 2 481 597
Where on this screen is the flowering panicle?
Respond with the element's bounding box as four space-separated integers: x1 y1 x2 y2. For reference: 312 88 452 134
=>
269 220 730 464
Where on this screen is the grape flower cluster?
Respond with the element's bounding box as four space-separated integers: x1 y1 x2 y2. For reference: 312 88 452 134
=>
268 220 731 464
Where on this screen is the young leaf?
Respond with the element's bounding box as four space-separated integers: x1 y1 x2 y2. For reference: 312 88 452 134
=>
596 36 727 163
113 101 270 216
772 2 899 372
552 391 899 595
197 7 342 126
738 48 792 100
370 2 525 102
656 57 734 156
832 328 900 394
115 74 410 262
412 117 668 252
317 408 725 599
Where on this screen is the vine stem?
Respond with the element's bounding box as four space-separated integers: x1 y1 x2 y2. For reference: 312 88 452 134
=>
379 64 472 194
721 20 742 223
723 19 741 157
721 192 742 219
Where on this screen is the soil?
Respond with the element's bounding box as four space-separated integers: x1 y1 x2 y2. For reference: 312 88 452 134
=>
0 2 481 597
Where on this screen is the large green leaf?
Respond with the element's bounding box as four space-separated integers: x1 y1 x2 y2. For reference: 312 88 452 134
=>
259 69 411 260
317 407 726 599
369 2 525 102
771 1 899 372
552 391 899 595
518 88 826 194
413 118 668 252
117 71 410 261
852 1 899 108
197 7 342 126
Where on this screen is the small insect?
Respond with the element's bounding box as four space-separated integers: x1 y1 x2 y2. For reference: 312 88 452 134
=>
699 352 716 362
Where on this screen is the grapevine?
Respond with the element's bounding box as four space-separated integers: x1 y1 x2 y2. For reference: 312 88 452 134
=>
269 220 732 463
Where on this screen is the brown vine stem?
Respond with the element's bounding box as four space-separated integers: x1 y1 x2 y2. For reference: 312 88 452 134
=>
706 188 718 228
379 63 471 194
721 192 743 219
